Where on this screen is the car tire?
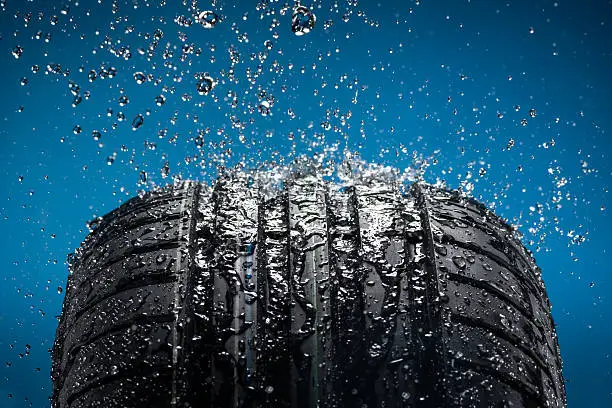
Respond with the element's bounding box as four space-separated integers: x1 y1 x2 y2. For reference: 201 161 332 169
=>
51 170 565 407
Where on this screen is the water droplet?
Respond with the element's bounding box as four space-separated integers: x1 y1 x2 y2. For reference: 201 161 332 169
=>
161 162 170 178
258 100 271 116
529 108 536 118
12 46 24 59
132 114 144 130
452 255 467 270
590 281 595 288
291 6 316 36
196 74 215 95
156 254 167 264
199 11 219 28
88 70 97 82
133 71 147 84
73 125 82 135
106 156 115 165
402 391 411 401
119 95 129 106
92 130 101 141
264 385 274 394
154 95 166 106
499 314 511 329
434 243 448 256
72 95 82 107
57 286 63 294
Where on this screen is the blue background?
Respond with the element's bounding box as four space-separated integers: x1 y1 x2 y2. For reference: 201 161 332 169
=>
0 0 610 406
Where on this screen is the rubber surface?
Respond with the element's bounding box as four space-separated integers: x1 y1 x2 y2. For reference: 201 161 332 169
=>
52 172 566 407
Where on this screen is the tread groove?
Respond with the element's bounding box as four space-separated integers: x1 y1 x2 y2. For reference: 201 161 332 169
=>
172 181 202 406
77 212 183 265
453 358 541 404
422 185 536 272
61 313 175 381
65 362 172 407
446 272 533 321
70 272 179 325
71 241 182 293
340 185 369 406
256 196 270 405
412 183 449 406
450 313 554 382
440 233 544 299
70 241 181 296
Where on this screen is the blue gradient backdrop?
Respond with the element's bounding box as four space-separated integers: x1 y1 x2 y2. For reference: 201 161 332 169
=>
0 1 610 406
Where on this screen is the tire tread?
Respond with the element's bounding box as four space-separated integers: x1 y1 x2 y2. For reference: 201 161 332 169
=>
52 175 566 408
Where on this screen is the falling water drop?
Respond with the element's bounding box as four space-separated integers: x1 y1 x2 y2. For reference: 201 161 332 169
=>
133 71 147 84
258 100 271 116
291 6 316 36
196 74 215 95
12 46 24 59
199 11 219 28
154 95 166 106
132 114 144 130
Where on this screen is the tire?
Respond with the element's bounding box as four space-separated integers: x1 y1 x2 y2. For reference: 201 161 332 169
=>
51 170 566 408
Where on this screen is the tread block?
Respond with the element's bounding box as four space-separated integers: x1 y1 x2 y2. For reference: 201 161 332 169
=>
444 278 541 359
446 367 537 407
427 195 530 257
64 246 182 322
428 204 545 293
327 187 371 406
208 176 260 405
68 373 173 408
288 175 333 406
60 281 176 370
355 180 408 407
59 324 173 407
256 194 292 406
76 198 185 263
75 217 184 277
447 322 542 392
434 243 533 316
430 214 517 270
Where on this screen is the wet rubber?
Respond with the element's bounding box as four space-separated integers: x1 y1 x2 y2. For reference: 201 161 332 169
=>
51 172 566 407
